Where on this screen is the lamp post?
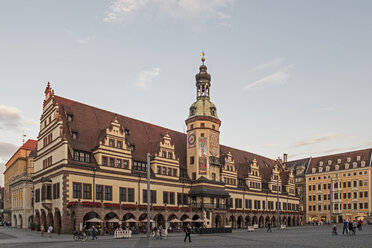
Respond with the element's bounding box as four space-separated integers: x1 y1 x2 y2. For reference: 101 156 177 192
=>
146 153 151 239
277 174 280 230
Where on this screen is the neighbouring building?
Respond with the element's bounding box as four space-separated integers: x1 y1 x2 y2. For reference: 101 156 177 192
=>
3 139 37 228
285 157 311 223
305 148 372 223
0 186 4 222
32 57 301 233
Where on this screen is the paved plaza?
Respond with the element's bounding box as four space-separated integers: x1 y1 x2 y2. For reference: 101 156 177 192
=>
0 224 371 248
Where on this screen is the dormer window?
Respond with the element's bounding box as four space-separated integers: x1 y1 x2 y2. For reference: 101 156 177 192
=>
361 161 366 167
319 167 323 173
190 107 196 116
130 145 135 152
335 165 339 170
312 168 316 173
125 129 130 136
67 114 73 122
357 156 361 161
326 166 330 172
117 141 122 149
72 131 78 140
353 162 357 168
337 158 341 164
319 161 323 166
168 152 173 159
210 107 216 116
328 160 332 165
347 157 351 162
345 163 349 169
73 150 90 163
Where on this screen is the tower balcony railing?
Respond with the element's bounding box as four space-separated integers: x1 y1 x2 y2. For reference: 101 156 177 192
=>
191 203 228 210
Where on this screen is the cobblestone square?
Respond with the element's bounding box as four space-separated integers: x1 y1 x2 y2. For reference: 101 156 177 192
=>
0 224 371 248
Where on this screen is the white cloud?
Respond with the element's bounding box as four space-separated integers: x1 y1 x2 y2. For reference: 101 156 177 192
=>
135 68 160 88
65 29 92 44
252 58 284 71
322 106 335 111
103 0 234 25
293 133 355 147
0 105 38 132
245 71 290 90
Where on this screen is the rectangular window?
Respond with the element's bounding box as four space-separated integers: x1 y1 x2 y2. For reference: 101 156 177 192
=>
365 203 368 209
360 203 363 209
360 192 363 198
163 191 168 204
359 180 363 187
41 186 45 201
116 159 122 168
35 189 40 202
354 203 357 210
143 190 157 204
73 183 81 199
105 186 112 201
83 184 92 199
190 156 194 165
353 180 357 187
109 158 115 167
46 185 52 200
173 168 177 177
109 139 115 147
354 192 357 199
162 151 166 158
192 172 196 180
102 156 107 166
168 152 173 159
365 191 368 198
120 187 127 202
128 188 134 202
96 185 103 200
117 141 122 149
123 160 129 169
168 167 172 176
157 166 161 174
212 173 216 181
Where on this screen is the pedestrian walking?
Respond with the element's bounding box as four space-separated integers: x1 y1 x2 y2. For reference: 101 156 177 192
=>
92 226 98 240
48 225 53 237
357 219 362 231
41 225 45 237
267 222 272 232
352 220 357 234
332 225 338 235
342 220 348 235
184 224 191 243
348 221 354 235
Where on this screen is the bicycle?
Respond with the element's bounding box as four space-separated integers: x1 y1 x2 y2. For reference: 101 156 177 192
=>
73 231 87 242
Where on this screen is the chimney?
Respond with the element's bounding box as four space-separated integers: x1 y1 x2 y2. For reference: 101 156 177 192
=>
283 153 288 163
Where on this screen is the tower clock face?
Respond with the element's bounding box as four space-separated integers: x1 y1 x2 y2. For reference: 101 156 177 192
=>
188 133 196 147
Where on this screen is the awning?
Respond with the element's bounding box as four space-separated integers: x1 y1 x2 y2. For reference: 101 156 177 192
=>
86 217 103 223
188 186 230 197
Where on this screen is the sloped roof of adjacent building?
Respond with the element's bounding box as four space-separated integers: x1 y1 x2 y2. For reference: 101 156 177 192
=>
306 148 372 174
285 157 311 177
54 95 280 181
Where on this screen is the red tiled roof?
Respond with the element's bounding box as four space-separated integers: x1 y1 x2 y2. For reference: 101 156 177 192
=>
21 139 37 150
54 95 279 179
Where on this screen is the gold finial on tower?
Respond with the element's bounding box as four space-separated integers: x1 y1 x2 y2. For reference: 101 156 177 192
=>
200 51 205 64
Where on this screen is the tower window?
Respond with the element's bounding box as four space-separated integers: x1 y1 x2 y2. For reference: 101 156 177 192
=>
190 156 194 164
72 131 78 139
190 124 194 129
201 133 204 137
201 123 205 128
67 114 73 122
212 125 215 130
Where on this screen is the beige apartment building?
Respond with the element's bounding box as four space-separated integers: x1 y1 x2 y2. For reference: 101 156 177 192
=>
32 58 301 233
3 139 37 228
306 149 372 223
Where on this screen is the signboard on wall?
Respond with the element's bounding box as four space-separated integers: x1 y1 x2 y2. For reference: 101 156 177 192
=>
199 137 208 175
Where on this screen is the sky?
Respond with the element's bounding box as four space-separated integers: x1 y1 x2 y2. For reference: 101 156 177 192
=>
1 0 372 186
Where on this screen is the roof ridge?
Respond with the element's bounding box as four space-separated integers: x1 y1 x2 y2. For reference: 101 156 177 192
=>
55 95 186 136
311 148 372 160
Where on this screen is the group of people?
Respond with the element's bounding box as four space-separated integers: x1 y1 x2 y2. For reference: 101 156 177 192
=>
0 221 11 227
332 219 364 235
40 225 54 237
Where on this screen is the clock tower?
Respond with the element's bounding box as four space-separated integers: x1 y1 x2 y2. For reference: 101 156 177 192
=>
185 55 221 181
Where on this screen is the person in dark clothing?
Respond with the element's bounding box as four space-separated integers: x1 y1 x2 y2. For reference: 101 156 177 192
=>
92 226 98 240
184 225 191 242
348 221 354 235
267 223 272 232
342 220 348 235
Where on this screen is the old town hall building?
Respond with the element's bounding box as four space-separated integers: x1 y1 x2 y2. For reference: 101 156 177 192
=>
32 58 301 233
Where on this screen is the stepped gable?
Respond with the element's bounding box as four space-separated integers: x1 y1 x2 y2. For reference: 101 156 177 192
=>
54 95 280 178
307 148 372 173
220 145 276 182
